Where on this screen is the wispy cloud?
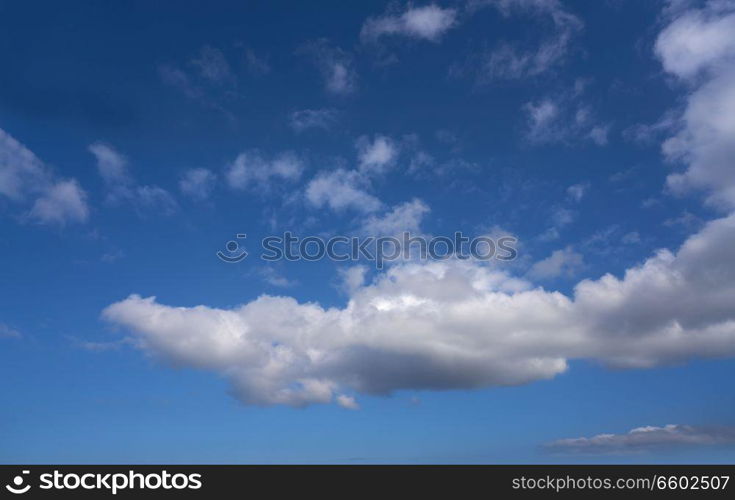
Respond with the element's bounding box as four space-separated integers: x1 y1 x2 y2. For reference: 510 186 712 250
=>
547 424 735 454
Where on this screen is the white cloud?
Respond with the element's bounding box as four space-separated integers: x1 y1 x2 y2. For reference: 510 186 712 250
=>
361 4 458 43
523 94 610 146
338 265 368 295
289 109 338 133
470 0 583 81
258 267 298 288
0 128 89 225
566 182 589 202
88 142 130 185
356 135 398 175
104 212 735 407
89 143 178 215
226 151 303 191
29 179 89 225
360 199 430 236
655 7 735 80
336 394 360 410
528 246 584 280
524 100 560 142
179 168 216 201
300 40 357 95
657 2 735 210
587 125 609 146
547 424 735 454
305 169 382 213
190 45 232 83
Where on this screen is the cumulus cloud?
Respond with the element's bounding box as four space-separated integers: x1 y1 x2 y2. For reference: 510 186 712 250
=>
0 128 89 225
657 1 735 210
361 4 458 43
179 168 216 201
305 168 382 213
356 135 398 175
300 39 357 95
29 179 89 225
547 424 735 454
289 108 338 133
225 151 304 191
104 212 735 407
89 143 178 215
360 199 430 236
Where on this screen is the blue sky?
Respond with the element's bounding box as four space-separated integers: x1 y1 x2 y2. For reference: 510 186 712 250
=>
1 0 735 463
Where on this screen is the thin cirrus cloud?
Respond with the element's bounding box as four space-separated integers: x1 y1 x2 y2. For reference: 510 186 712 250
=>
299 39 357 95
360 4 458 43
179 168 217 201
103 2 735 409
457 0 583 83
546 425 735 454
289 108 339 133
88 142 178 216
0 128 89 226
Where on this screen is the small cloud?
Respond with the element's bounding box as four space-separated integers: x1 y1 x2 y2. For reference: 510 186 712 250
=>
566 182 589 202
101 249 125 263
299 39 357 95
336 394 360 410
29 179 89 225
1 128 89 226
356 135 398 175
88 142 130 185
0 323 21 339
190 45 232 83
360 199 429 236
528 246 584 280
244 48 271 76
258 267 298 288
226 151 303 191
89 142 178 216
361 4 458 43
546 424 735 455
289 108 338 133
305 169 382 213
338 265 368 295
179 168 217 201
621 231 641 245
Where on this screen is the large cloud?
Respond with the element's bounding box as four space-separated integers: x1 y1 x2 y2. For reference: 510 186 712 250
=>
657 1 735 210
103 212 735 407
102 1 735 409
